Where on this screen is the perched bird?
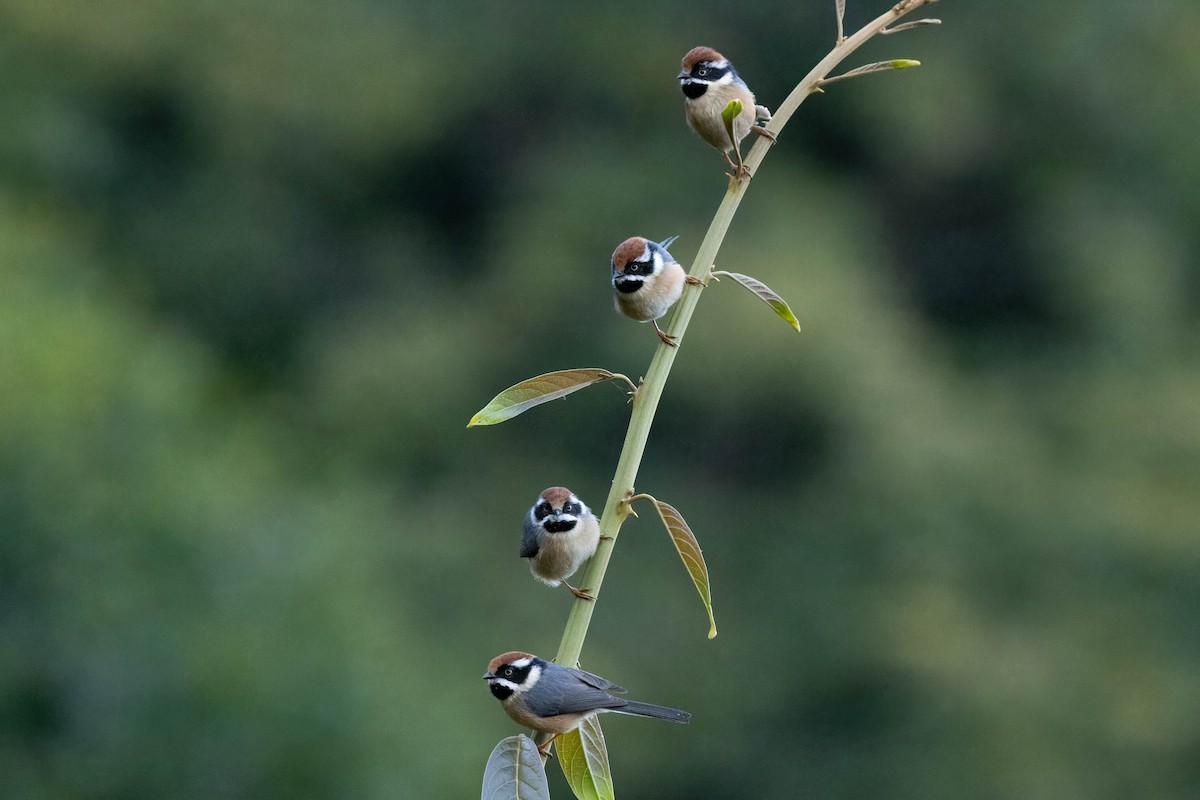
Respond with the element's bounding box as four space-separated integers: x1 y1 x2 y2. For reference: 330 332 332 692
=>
484 651 692 754
678 46 775 174
521 487 601 600
611 235 701 347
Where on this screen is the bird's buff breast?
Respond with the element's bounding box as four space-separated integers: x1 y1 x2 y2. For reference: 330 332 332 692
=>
529 519 599 584
615 264 685 322
686 83 756 152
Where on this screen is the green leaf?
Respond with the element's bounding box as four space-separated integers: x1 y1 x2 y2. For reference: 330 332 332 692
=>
482 735 551 800
469 368 625 427
716 271 801 333
720 99 744 127
720 99 747 173
651 499 717 639
557 716 614 800
820 59 922 86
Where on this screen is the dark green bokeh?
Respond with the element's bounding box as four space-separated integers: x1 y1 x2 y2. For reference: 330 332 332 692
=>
2 2 1198 798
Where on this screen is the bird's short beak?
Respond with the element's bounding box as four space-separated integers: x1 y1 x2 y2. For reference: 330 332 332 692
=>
482 671 495 680
677 71 689 81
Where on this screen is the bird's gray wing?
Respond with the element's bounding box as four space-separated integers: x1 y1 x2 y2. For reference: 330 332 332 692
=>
564 665 627 695
519 516 540 558
524 665 628 717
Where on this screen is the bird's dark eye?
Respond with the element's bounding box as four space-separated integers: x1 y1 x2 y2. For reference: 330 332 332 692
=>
503 667 514 677
698 68 708 76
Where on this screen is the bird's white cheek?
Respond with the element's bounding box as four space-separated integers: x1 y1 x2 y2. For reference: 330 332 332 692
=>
523 665 542 691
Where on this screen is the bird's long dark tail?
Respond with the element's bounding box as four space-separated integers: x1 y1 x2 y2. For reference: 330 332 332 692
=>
615 700 692 724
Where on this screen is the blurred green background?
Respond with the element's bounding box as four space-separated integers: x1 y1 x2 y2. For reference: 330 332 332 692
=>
2 1 1198 798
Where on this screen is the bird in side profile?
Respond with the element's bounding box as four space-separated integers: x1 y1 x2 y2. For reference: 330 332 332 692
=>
521 487 601 600
611 235 702 347
678 46 775 175
484 651 692 755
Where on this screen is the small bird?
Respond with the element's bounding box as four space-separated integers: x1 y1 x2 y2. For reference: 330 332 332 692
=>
678 46 775 174
611 235 701 347
484 651 692 755
521 487 601 600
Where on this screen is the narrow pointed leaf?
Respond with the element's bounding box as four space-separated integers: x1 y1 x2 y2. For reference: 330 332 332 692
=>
718 271 801 333
822 59 921 85
469 369 621 427
881 18 941 34
557 716 615 800
652 499 717 639
482 735 551 800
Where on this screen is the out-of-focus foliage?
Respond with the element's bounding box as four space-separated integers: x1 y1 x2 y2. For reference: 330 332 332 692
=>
2 1 1197 799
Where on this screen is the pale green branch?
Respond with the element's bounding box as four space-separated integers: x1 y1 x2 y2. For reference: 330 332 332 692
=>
535 0 944 756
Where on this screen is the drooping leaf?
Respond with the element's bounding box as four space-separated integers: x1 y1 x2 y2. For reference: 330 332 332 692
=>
469 369 625 427
557 716 614 800
881 18 941 35
577 717 614 800
716 271 801 333
821 59 922 85
651 499 717 639
482 735 551 800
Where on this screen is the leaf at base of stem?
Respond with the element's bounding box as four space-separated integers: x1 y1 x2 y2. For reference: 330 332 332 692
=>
557 716 615 800
482 735 551 800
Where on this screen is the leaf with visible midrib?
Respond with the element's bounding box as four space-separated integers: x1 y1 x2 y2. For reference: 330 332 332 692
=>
481 735 550 800
469 369 621 427
651 499 717 639
718 271 801 333
557 716 614 800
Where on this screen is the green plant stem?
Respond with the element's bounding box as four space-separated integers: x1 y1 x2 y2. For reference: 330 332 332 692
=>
538 0 939 750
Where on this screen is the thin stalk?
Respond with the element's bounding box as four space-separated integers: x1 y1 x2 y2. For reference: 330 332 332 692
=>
539 0 939 749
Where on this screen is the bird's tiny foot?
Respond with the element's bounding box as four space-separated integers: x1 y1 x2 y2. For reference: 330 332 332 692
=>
653 323 678 347
599 535 614 542
751 124 777 142
564 581 595 601
685 275 704 286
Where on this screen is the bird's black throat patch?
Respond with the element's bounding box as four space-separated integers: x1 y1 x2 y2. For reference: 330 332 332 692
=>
614 277 644 294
